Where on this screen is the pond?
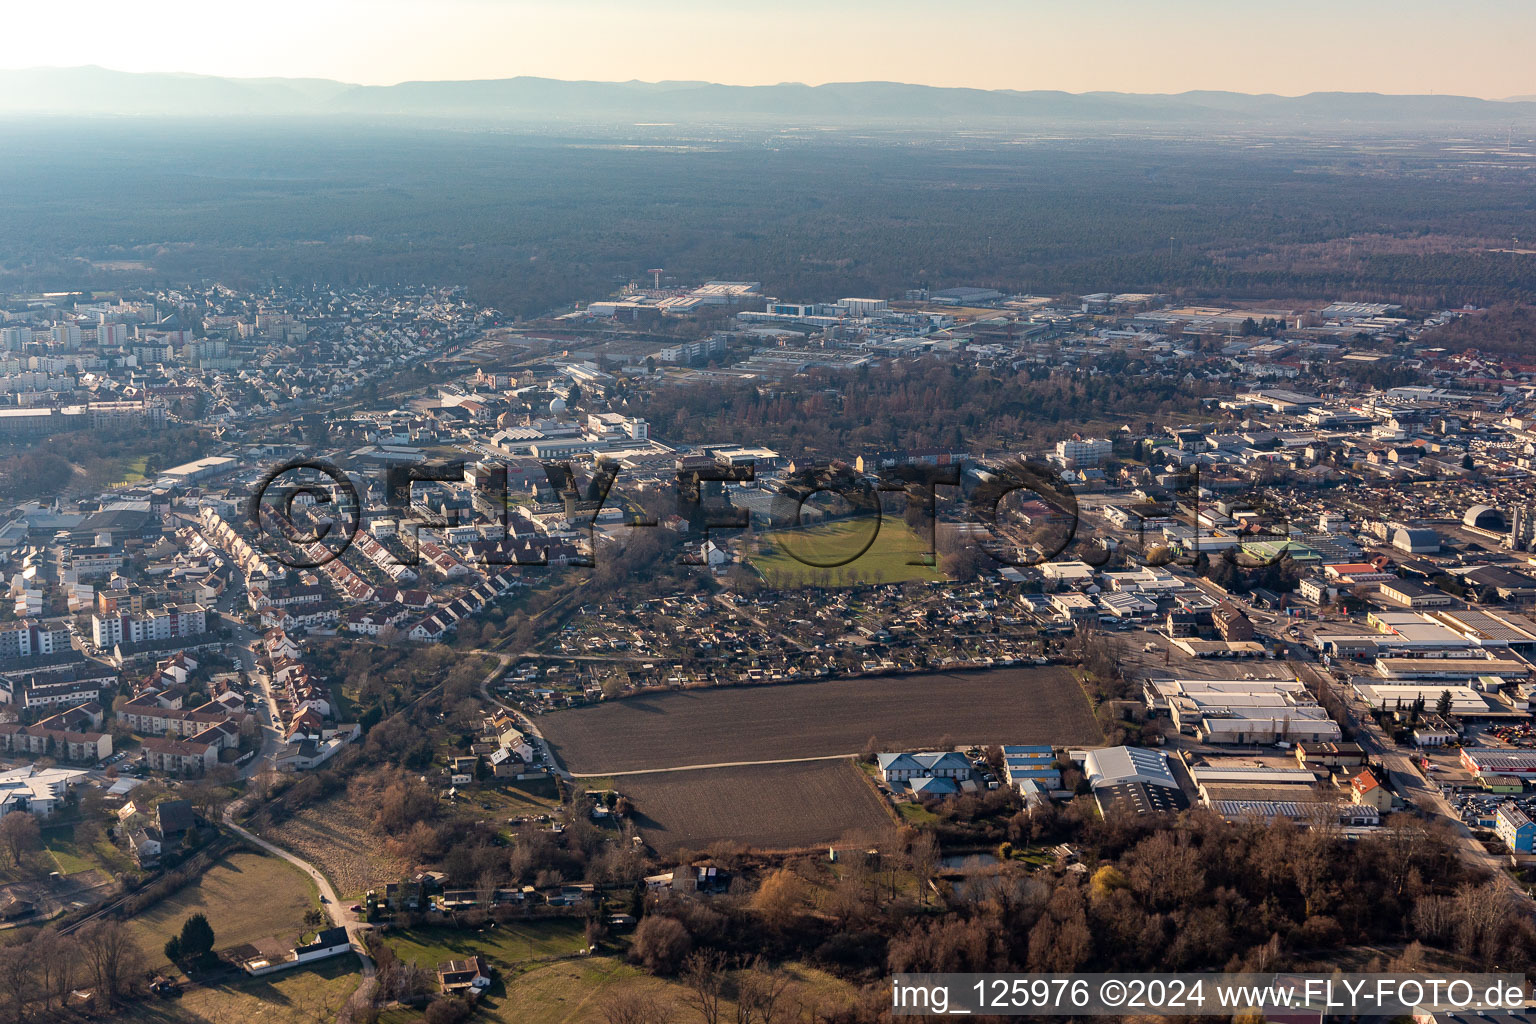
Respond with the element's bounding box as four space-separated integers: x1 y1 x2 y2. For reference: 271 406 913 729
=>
940 852 1000 872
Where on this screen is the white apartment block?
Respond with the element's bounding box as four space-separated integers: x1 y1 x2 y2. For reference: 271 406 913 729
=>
92 605 207 647
1054 437 1114 467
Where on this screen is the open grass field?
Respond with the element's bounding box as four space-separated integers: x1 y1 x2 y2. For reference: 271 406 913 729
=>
265 790 410 899
540 666 1101 774
385 919 586 974
114 957 360 1024
124 850 321 973
477 955 855 1024
43 821 135 878
620 759 894 853
749 519 944 588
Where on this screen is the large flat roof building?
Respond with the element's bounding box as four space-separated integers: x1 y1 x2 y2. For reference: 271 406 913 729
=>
1352 682 1507 717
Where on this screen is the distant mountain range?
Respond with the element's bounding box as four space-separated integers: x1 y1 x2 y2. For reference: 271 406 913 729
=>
3 66 1536 126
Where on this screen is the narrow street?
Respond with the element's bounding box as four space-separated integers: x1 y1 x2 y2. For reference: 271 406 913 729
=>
216 563 376 1020
1293 658 1536 912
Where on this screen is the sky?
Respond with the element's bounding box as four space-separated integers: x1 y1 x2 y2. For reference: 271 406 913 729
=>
4 0 1535 98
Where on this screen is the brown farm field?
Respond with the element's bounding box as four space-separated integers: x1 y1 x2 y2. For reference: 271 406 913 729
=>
619 759 894 853
539 667 1101 774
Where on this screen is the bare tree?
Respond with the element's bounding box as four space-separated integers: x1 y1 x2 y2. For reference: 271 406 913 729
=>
736 958 792 1024
0 944 33 1024
1453 881 1510 958
43 931 78 1009
0 815 39 868
601 988 673 1024
27 929 55 1011
684 950 728 1024
909 831 940 904
77 919 144 1008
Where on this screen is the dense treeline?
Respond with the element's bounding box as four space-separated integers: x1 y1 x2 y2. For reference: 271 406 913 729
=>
0 426 209 503
627 811 1531 1024
1422 303 1536 360
4 124 1536 315
631 359 1206 453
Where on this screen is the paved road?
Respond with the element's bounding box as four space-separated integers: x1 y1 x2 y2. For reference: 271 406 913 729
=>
215 561 376 1020
1292 657 1536 910
214 562 286 779
222 802 377 1020
474 652 575 781
570 751 863 779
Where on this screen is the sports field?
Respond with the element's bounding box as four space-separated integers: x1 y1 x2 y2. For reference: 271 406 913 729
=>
749 519 944 587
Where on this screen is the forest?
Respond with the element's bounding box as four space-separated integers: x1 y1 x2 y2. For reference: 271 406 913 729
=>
629 359 1209 454
3 122 1536 317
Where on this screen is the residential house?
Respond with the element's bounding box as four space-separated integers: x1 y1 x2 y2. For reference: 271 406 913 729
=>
438 956 492 994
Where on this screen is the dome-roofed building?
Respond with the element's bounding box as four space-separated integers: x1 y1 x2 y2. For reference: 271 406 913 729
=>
1464 505 1507 532
1391 527 1441 554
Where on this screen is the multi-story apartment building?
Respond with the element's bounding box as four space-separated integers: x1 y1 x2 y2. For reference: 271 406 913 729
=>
0 722 111 763
91 604 207 647
0 620 71 661
1054 437 1114 468
141 737 218 775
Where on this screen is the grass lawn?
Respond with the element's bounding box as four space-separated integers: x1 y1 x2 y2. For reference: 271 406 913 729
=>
43 822 134 877
105 455 151 487
896 801 940 825
114 957 360 1024
124 850 321 974
386 919 587 974
751 519 945 588
329 684 354 724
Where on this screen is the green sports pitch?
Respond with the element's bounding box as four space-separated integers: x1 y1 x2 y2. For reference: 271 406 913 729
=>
748 518 946 587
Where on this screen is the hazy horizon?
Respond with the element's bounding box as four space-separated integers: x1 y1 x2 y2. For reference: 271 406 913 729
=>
4 63 1533 101
5 0 1535 99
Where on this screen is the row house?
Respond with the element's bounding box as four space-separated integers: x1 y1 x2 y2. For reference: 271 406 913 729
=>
198 507 269 579
118 691 247 740
355 532 418 583
20 677 105 710
418 541 471 579
408 616 451 641
190 719 242 751
341 606 410 636
250 582 327 610
303 540 376 604
259 602 340 631
373 586 433 610
263 628 302 662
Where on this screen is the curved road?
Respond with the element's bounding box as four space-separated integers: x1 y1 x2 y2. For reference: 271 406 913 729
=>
222 801 377 1020
218 567 377 1022
474 652 573 780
